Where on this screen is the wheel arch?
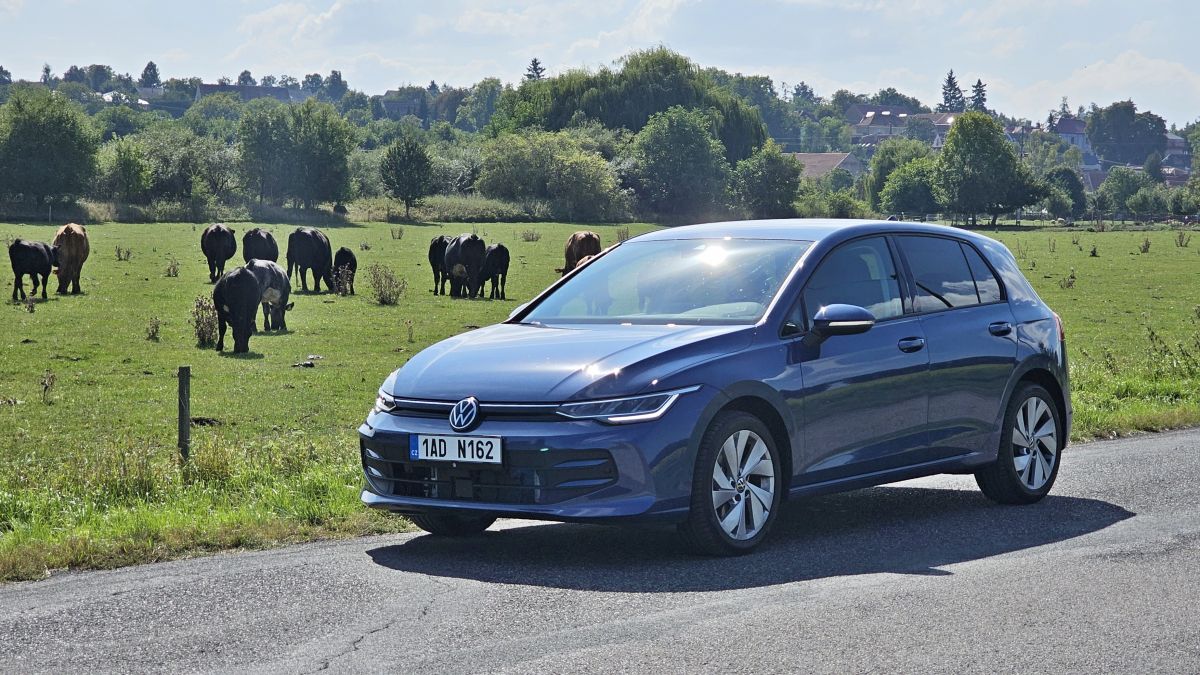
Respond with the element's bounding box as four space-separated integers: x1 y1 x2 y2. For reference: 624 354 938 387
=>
1014 366 1069 448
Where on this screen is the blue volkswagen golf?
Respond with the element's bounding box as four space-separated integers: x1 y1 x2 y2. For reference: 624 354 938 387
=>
360 219 1070 555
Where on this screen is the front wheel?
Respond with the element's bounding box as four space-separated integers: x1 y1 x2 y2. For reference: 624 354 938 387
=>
678 411 782 556
409 512 496 536
975 383 1063 504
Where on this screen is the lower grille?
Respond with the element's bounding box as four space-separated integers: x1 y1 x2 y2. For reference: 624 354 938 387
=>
362 437 617 505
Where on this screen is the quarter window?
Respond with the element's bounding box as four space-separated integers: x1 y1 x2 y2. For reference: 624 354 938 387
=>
897 236 980 311
962 244 1003 304
800 237 904 323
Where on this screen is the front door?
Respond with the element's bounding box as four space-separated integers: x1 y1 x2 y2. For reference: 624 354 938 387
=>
781 236 932 485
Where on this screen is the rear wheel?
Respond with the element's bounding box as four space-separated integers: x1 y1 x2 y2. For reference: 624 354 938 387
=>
409 512 496 536
678 411 782 556
975 383 1062 504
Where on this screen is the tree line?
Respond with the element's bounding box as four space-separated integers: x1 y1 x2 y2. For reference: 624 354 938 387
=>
0 50 1197 225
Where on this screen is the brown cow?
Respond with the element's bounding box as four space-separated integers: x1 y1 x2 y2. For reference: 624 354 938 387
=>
53 223 89 294
559 231 601 276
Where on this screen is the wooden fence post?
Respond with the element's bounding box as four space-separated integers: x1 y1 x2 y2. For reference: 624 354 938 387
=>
178 366 191 463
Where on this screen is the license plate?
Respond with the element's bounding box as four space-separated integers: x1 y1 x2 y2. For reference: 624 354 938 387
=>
409 434 503 464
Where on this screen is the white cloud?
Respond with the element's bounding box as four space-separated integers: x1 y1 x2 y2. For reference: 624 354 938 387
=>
0 0 24 15
566 0 691 61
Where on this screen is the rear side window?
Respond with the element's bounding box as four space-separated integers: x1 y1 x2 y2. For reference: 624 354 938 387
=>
962 244 1003 304
896 236 979 312
800 236 904 322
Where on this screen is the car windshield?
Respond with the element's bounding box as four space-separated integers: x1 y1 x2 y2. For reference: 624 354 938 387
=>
523 238 812 325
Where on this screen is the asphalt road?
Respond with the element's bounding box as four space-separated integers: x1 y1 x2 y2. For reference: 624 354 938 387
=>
3 430 1199 674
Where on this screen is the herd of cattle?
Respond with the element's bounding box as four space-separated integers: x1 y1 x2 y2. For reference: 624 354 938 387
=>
9 222 607 355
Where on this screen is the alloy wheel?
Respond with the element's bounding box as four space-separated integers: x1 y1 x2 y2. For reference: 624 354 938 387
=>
1011 396 1058 491
711 429 776 540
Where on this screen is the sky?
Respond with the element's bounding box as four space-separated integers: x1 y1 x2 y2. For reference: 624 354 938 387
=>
1 0 1198 127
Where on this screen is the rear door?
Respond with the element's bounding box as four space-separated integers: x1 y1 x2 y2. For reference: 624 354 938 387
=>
894 235 1017 456
782 236 931 484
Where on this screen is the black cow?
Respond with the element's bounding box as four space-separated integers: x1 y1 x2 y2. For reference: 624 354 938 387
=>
286 227 334 293
443 234 486 298
213 267 261 353
246 259 293 331
480 243 510 300
201 224 237 283
242 228 279 263
428 235 449 295
9 239 57 302
333 247 357 295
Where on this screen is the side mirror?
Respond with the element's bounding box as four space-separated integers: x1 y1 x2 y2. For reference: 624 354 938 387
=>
803 304 875 346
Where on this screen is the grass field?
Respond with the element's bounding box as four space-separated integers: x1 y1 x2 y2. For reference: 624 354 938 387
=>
2 218 1199 581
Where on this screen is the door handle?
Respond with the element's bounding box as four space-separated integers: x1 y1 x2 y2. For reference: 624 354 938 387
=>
988 321 1013 336
897 337 926 353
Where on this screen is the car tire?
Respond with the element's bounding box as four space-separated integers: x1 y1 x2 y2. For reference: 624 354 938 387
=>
975 383 1063 505
678 411 783 556
409 512 496 536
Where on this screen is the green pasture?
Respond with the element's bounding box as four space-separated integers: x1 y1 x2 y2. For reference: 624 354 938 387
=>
1 219 1199 580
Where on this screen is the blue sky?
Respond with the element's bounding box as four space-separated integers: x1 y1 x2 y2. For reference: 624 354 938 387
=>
2 0 1197 127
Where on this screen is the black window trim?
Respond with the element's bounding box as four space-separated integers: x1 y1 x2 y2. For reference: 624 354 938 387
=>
891 233 1009 318
779 234 915 339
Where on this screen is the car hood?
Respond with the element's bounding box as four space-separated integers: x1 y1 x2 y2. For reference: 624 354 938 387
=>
386 322 754 402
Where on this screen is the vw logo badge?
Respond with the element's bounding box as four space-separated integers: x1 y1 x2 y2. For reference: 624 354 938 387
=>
449 397 480 433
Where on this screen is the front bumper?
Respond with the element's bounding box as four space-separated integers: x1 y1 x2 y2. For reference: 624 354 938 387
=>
358 387 718 523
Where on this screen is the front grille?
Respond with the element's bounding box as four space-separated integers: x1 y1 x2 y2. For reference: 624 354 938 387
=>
385 400 562 423
362 436 617 505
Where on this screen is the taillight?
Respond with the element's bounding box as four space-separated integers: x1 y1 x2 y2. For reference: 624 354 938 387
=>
1053 311 1065 342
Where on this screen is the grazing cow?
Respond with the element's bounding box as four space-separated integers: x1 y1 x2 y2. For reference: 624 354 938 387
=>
9 239 57 302
53 223 90 294
213 267 261 353
242 228 279 263
201 224 237 283
286 227 334 293
333 247 357 295
246 259 293 331
443 233 486 299
428 235 449 295
480 243 510 300
560 231 601 276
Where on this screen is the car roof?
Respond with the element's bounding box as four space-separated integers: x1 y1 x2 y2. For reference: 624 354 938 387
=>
634 219 998 247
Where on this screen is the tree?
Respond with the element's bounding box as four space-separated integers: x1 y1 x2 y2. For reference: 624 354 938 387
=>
93 105 149 141
182 92 243 142
138 61 161 88
880 156 940 215
380 136 433 218
733 140 801 218
288 100 356 208
1086 100 1167 165
96 137 151 203
0 66 10 85
937 70 966 113
1126 185 1167 221
63 66 86 84
525 58 546 81
904 117 937 144
237 100 292 204
278 75 299 90
1144 151 1164 183
934 111 1043 225
455 77 503 132
1021 130 1083 176
323 70 348 102
301 73 324 93
870 87 928 112
40 64 54 85
1099 166 1152 215
1040 185 1073 220
1044 166 1087 217
237 70 256 86
84 64 114 92
864 136 931 209
427 80 440 96
259 74 278 88
217 76 232 86
631 106 730 219
0 88 98 203
969 79 987 112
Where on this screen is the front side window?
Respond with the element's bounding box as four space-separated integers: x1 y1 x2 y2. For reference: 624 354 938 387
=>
523 238 811 325
896 236 980 312
800 236 904 323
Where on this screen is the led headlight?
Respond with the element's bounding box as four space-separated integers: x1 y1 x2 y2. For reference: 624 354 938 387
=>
372 389 397 415
556 386 699 423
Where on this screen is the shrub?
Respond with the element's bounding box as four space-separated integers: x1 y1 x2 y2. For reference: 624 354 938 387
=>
520 228 542 242
359 241 371 251
165 257 180 277
733 140 801 218
1140 237 1151 254
146 317 161 341
616 227 631 243
390 227 404 240
334 265 354 297
367 263 406 305
191 296 218 347
1176 231 1191 248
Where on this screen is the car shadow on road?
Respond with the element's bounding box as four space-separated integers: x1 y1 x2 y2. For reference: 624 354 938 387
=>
366 486 1134 592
